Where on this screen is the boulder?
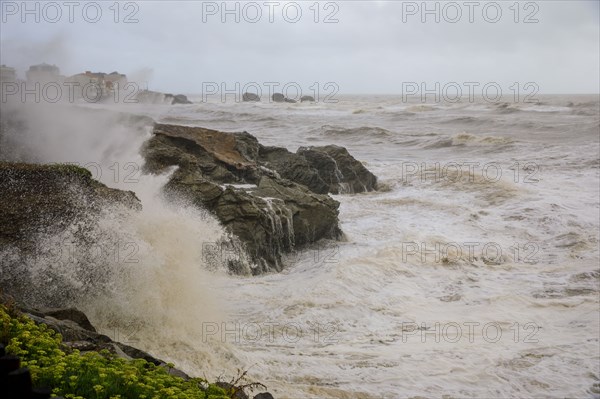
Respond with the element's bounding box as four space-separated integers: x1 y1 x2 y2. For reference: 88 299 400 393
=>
259 146 329 194
143 124 343 274
284 98 297 103
300 96 315 102
297 145 378 193
26 307 97 332
20 307 188 375
172 94 192 104
271 93 285 103
0 162 141 305
164 93 192 104
242 92 260 102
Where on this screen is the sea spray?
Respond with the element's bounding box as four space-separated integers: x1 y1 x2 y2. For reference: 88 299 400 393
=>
0 100 245 377
82 170 242 377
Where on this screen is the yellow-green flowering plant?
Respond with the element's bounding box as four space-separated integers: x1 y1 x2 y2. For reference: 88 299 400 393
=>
0 305 230 399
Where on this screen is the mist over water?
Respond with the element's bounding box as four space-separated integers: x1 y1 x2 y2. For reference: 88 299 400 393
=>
1 95 599 398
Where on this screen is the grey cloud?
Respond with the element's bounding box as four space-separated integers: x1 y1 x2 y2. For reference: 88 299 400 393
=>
0 0 598 93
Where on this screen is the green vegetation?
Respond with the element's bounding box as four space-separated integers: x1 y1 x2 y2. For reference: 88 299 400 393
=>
0 161 93 179
0 305 229 399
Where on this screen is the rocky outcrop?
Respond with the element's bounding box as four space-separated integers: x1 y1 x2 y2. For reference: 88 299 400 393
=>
243 92 260 102
6 304 274 398
166 93 193 105
271 93 285 103
298 146 378 194
142 124 378 273
143 124 344 274
271 93 299 103
0 162 140 250
0 162 141 305
258 146 330 194
300 96 315 102
16 306 179 378
26 307 97 332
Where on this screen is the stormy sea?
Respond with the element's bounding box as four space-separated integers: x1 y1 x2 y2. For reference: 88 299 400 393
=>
1 94 599 398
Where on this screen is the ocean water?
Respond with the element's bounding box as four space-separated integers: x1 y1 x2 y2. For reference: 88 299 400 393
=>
2 95 599 398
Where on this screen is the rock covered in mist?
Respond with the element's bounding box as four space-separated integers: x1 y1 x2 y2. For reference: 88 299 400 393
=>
142 124 344 274
242 92 260 102
0 162 141 304
300 95 315 102
297 146 378 194
0 162 140 247
271 93 299 103
136 90 192 105
166 93 193 105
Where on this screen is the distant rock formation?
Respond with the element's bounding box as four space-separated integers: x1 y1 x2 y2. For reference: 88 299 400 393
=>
165 93 192 104
300 95 315 102
272 93 285 103
242 92 260 102
272 93 300 103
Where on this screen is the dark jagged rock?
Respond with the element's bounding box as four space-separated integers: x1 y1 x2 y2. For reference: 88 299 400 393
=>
298 145 378 194
216 382 249 399
165 93 193 105
143 124 346 273
295 147 343 194
259 146 329 194
172 94 192 104
23 307 97 333
271 93 285 103
242 92 260 102
143 124 377 273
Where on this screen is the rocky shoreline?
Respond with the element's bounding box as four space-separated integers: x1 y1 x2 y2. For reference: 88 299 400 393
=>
1 302 273 398
0 116 378 397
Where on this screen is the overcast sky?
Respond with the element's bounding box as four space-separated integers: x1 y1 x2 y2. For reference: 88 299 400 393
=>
1 0 598 94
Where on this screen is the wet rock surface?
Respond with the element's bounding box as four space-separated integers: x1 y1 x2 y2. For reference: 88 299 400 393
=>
0 162 141 305
143 123 378 273
297 145 378 194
